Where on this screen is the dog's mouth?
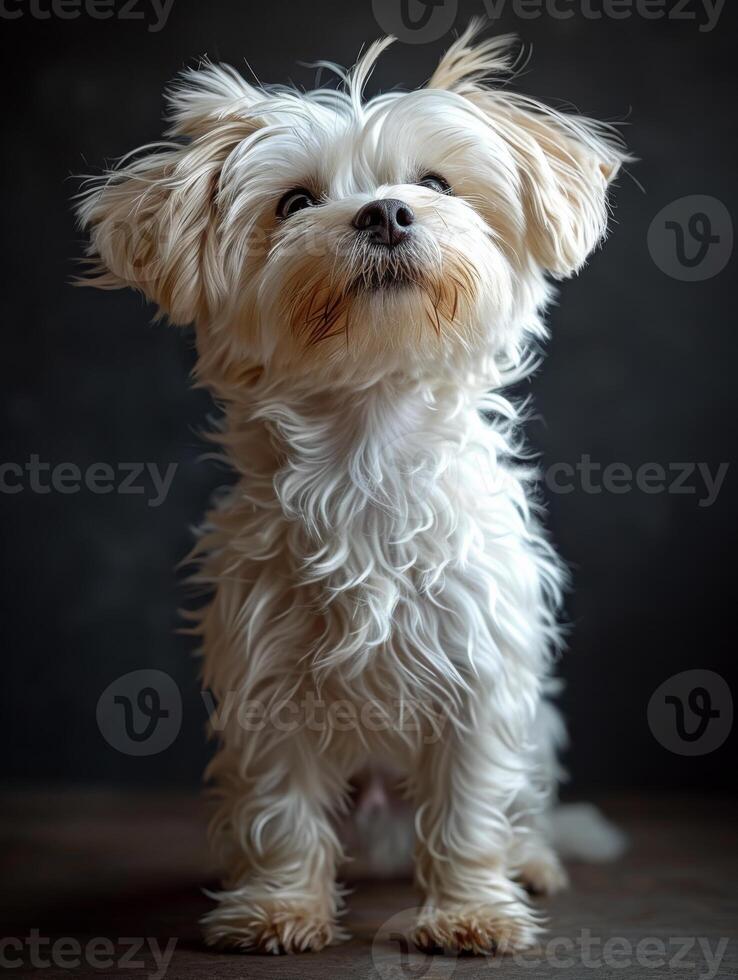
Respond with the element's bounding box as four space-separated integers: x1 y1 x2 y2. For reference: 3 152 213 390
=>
350 246 423 294
356 266 418 292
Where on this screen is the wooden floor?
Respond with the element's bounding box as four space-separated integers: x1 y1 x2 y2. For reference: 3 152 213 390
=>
1 792 736 978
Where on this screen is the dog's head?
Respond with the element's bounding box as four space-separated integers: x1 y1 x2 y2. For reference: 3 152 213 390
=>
77 25 627 390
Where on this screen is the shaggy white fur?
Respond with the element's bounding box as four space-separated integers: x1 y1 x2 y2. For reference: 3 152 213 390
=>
77 22 628 956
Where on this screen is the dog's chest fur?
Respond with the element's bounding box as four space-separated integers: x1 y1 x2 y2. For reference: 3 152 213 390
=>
197 376 560 724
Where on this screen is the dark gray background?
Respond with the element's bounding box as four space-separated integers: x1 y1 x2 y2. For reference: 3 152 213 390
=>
1 0 735 793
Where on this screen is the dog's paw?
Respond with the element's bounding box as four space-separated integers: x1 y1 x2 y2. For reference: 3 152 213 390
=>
202 895 346 954
517 849 569 896
413 901 541 956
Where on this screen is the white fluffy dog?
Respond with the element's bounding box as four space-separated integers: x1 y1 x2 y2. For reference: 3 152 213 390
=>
78 24 627 956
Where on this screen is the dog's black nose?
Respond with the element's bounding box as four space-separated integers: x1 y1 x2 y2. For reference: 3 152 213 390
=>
353 198 415 248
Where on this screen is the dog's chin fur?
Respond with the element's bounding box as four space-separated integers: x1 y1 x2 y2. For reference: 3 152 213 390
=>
77 22 628 955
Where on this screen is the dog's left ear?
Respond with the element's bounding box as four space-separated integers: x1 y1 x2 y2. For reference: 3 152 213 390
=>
76 63 263 323
429 26 629 278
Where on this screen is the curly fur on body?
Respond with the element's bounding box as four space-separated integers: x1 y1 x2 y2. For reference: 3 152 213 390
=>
77 22 628 955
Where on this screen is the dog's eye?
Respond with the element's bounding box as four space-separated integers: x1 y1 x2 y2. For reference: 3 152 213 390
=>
416 174 451 195
277 188 318 219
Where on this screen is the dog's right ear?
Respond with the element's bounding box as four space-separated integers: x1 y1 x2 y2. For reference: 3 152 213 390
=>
75 63 262 324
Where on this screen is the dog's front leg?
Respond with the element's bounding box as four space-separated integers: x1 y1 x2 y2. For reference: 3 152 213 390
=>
201 733 348 954
412 707 542 955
